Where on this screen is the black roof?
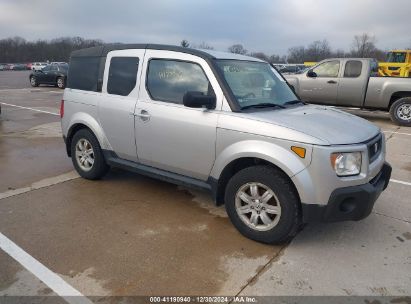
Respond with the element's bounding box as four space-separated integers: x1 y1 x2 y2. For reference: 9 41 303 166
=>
71 44 216 60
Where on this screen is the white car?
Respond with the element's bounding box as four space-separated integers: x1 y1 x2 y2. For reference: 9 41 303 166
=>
31 62 48 71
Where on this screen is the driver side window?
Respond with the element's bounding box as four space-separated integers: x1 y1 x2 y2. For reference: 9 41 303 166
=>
312 61 340 77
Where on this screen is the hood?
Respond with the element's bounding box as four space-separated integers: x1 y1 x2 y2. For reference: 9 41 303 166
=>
245 105 380 145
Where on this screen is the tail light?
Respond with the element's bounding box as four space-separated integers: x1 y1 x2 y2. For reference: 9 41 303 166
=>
60 99 64 118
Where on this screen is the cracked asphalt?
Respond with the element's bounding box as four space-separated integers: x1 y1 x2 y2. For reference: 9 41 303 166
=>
0 71 410 301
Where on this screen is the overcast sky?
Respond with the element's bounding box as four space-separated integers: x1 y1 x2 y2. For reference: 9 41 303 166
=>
1 0 410 55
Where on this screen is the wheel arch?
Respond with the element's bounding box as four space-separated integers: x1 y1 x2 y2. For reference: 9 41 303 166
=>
389 91 411 109
65 114 111 157
209 141 311 206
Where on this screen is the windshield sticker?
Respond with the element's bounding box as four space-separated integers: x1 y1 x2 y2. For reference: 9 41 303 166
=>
158 69 183 80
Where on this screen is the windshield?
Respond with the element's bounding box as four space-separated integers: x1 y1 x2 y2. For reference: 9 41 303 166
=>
386 52 406 63
58 64 68 71
216 60 299 109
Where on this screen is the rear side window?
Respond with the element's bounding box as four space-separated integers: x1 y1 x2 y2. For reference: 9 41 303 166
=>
146 59 212 104
107 57 139 96
67 56 100 92
344 60 362 78
370 59 379 77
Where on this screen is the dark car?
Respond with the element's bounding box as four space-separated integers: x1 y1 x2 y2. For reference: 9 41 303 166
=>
29 63 68 89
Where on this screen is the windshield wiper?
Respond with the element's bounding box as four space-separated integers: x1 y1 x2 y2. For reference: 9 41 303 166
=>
283 100 306 106
241 103 286 110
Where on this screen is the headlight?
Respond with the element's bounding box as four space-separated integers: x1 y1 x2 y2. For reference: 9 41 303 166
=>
330 152 362 176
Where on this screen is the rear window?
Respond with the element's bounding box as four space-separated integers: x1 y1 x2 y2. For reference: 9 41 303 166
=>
344 60 362 78
107 57 139 96
67 57 100 92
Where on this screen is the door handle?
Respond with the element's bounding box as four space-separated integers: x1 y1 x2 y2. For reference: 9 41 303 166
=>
327 80 337 84
134 110 151 121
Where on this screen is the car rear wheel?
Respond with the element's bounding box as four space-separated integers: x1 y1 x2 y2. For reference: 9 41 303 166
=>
390 97 411 126
56 77 65 89
224 165 301 244
30 76 38 87
71 129 109 180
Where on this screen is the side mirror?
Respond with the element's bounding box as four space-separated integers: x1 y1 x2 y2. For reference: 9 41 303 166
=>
183 91 216 110
307 70 317 78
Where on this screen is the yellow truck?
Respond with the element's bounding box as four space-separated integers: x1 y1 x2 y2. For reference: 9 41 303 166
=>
378 50 411 77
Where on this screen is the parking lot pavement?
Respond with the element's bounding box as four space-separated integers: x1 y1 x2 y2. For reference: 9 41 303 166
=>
0 71 33 89
0 72 410 299
0 87 72 193
0 171 283 296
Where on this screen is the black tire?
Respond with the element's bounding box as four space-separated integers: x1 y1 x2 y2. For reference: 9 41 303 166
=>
389 97 411 126
30 76 39 87
71 129 109 180
224 166 301 244
56 77 65 89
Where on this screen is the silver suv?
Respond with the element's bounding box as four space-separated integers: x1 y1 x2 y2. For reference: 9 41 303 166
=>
61 44 391 243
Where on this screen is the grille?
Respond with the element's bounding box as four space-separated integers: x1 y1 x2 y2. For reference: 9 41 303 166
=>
367 134 382 164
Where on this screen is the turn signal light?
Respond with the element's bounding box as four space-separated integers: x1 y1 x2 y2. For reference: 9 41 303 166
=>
291 146 306 158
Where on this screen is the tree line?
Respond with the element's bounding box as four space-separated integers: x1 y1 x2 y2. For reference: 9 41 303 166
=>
0 36 103 63
182 33 396 63
0 33 404 64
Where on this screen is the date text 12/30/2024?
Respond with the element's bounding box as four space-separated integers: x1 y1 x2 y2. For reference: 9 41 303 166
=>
149 296 257 303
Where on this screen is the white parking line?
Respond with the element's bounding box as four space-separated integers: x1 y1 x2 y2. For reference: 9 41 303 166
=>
0 233 93 304
390 179 411 186
0 102 59 116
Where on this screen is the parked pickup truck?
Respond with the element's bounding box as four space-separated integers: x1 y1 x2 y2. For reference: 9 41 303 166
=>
284 58 411 126
62 45 391 243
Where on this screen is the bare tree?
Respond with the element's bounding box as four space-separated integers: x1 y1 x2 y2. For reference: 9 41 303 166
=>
332 49 347 58
305 39 331 61
180 39 190 48
351 33 377 57
268 54 286 63
228 44 247 55
249 52 269 61
197 42 214 50
287 46 305 63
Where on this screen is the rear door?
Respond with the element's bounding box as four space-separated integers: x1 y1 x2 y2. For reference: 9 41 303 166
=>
47 65 58 83
299 60 340 104
336 60 368 107
98 49 145 161
134 50 223 180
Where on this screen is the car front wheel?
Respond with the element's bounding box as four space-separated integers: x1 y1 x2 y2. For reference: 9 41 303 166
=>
225 165 301 244
30 76 38 87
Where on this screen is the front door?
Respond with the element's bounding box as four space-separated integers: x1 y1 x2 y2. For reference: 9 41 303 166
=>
98 49 145 161
299 60 340 104
134 50 223 180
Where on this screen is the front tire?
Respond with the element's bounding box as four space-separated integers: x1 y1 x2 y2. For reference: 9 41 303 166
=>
390 97 411 126
30 76 38 87
71 129 109 180
225 166 301 244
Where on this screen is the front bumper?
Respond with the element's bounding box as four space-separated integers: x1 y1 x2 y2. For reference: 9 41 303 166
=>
302 162 392 222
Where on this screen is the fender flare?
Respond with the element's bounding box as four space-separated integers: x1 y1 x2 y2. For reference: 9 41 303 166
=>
66 112 112 155
210 140 311 180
